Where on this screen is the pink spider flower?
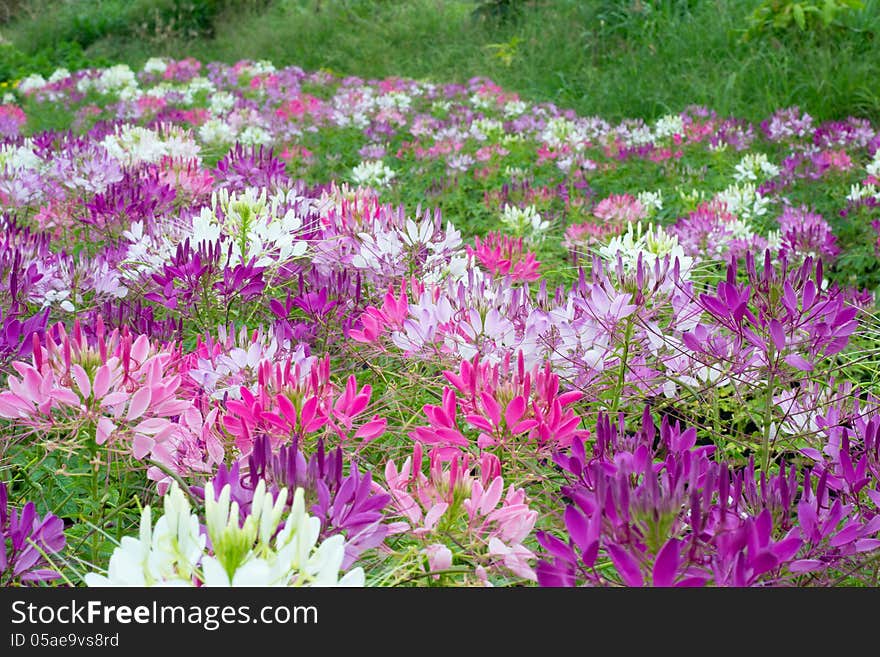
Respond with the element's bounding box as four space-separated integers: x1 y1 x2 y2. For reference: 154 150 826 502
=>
275 94 323 120
0 104 27 138
0 318 190 463
563 220 624 252
154 156 215 202
466 232 541 282
592 193 647 224
350 279 413 345
379 444 537 581
414 353 589 451
221 356 386 455
148 401 223 493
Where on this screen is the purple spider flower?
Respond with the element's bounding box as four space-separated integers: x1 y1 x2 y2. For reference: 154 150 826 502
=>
1 483 67 586
197 435 390 570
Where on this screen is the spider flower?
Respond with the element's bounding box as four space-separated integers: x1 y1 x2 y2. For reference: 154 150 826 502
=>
86 481 364 586
1 482 66 586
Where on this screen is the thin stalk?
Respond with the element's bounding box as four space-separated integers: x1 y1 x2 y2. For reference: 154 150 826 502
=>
610 316 634 415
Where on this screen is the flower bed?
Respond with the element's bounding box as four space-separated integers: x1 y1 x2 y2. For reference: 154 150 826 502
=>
2 58 880 587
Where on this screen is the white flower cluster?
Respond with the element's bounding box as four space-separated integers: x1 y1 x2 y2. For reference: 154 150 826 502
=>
504 100 527 117
182 77 217 105
120 221 178 279
620 122 654 146
652 114 685 139
500 204 549 238
86 482 364 586
101 124 200 166
209 91 236 116
237 125 273 146
470 93 494 110
636 190 664 216
376 91 412 112
198 118 238 145
846 182 880 203
48 68 71 84
764 229 783 251
865 151 880 178
733 152 780 183
250 60 277 75
470 118 504 141
16 73 48 95
715 182 772 222
122 187 309 277
78 64 139 96
351 160 396 188
143 57 168 75
41 289 75 313
0 141 40 172
201 187 310 267
540 117 588 150
600 222 694 278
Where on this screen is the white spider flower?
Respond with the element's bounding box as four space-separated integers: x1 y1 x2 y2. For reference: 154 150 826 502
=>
16 74 47 94
209 91 236 115
84 485 204 587
143 57 168 75
198 118 238 145
636 190 664 216
733 152 780 183
715 182 771 222
86 483 363 587
351 160 396 188
48 68 71 84
653 114 684 139
503 100 527 117
500 204 549 238
600 221 694 278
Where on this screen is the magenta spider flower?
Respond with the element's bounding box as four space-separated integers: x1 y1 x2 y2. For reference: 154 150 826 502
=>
1 482 67 585
212 144 291 192
466 232 541 282
214 259 266 302
776 205 839 262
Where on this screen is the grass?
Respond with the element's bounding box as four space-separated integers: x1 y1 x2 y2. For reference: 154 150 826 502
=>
4 0 880 122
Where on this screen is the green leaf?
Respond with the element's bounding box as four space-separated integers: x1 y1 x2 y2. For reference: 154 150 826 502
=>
821 2 835 25
793 3 806 29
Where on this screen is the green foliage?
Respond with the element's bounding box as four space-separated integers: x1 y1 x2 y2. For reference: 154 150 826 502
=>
0 0 25 24
0 41 106 83
470 0 526 23
590 0 700 37
5 0 272 55
745 0 865 37
828 205 880 294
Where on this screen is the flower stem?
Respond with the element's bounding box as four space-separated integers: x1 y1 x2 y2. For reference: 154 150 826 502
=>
610 317 634 415
761 365 776 473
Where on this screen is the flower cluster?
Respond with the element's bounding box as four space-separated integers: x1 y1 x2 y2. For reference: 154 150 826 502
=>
1 482 66 585
86 481 364 586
